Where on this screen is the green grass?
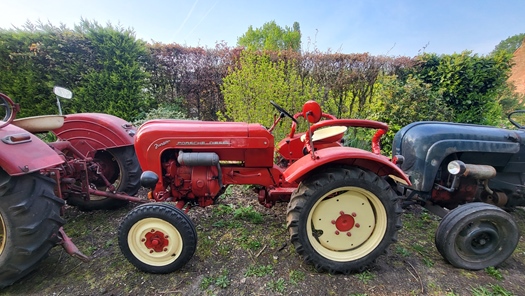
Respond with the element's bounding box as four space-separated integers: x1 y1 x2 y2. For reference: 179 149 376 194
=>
485 267 504 281
470 284 514 296
289 270 306 285
267 278 286 293
355 270 374 284
234 205 264 224
245 264 274 277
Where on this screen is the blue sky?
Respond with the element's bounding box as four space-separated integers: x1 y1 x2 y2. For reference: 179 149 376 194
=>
1 0 524 57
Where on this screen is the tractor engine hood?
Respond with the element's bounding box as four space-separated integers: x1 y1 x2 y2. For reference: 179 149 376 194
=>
392 121 522 191
134 119 275 172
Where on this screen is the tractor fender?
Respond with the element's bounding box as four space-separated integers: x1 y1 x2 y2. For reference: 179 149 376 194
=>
283 146 410 185
0 124 63 176
52 113 136 157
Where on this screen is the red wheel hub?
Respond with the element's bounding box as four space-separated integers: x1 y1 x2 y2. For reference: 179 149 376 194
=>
144 230 169 252
333 211 355 232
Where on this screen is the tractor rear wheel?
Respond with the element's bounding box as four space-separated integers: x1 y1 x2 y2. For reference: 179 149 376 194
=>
286 167 401 273
118 203 197 273
0 170 65 288
67 146 141 211
435 202 519 270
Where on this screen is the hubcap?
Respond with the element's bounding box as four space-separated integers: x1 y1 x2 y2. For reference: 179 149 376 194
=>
307 186 387 261
128 218 183 266
456 221 499 256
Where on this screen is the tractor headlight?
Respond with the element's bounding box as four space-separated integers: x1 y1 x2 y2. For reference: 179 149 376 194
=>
447 160 466 176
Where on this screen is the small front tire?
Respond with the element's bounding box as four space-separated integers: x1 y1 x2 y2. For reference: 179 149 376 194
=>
435 202 519 270
118 203 197 273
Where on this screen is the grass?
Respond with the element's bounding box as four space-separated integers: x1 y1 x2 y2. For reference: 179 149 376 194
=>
485 266 504 281
470 284 514 296
200 269 231 290
233 205 264 224
289 270 306 285
245 264 274 277
355 270 375 284
267 278 286 293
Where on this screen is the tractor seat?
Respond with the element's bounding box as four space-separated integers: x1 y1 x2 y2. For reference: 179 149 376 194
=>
300 126 347 143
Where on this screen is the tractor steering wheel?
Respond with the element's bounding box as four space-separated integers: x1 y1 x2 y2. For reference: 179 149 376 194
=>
270 101 298 123
0 93 15 126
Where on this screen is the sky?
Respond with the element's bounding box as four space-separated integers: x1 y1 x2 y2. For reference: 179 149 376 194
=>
0 0 524 57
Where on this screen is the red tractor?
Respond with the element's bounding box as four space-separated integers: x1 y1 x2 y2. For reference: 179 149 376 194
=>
0 89 145 288
118 101 410 274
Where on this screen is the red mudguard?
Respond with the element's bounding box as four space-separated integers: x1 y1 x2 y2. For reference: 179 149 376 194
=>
53 113 136 157
0 124 64 176
283 146 410 185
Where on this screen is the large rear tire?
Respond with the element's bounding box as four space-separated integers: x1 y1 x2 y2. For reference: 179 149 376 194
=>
118 203 197 273
0 170 65 288
286 167 401 273
67 146 141 211
435 202 519 270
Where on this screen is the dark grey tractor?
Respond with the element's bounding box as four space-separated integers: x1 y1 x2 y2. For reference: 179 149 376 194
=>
392 111 525 270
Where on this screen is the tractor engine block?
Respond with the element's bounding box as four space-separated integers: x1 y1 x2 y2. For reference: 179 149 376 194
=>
162 152 222 207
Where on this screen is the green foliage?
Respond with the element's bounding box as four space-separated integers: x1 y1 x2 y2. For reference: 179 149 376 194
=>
366 75 453 155
414 51 513 125
491 33 525 55
288 270 305 285
132 100 188 127
233 205 263 224
485 266 503 281
355 270 375 284
237 21 301 51
220 50 322 141
470 284 514 296
245 264 274 277
200 270 230 290
0 20 151 120
267 278 286 293
72 19 150 120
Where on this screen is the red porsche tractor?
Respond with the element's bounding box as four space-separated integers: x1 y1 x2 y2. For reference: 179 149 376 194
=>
118 101 410 274
0 88 144 288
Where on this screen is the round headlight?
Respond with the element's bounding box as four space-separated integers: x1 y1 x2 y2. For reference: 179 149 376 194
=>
447 160 466 175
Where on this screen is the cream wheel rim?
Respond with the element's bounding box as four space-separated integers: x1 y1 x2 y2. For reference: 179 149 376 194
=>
307 186 387 261
0 213 5 255
128 218 183 266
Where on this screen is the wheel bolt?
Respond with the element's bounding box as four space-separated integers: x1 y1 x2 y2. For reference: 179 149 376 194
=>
355 223 360 228
331 220 336 224
347 232 351 237
352 212 357 217
335 231 340 235
340 211 345 215
164 248 168 252
151 229 155 232
141 238 146 242
150 250 154 253
165 235 169 239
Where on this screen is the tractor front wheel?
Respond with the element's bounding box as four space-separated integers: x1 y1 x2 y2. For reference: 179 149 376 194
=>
435 202 519 270
118 203 197 273
0 170 65 288
286 167 401 273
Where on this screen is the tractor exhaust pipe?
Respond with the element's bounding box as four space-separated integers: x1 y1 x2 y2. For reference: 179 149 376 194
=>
447 160 497 179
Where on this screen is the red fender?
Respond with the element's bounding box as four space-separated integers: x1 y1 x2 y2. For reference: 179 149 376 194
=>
283 146 410 185
0 124 63 176
53 113 136 157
